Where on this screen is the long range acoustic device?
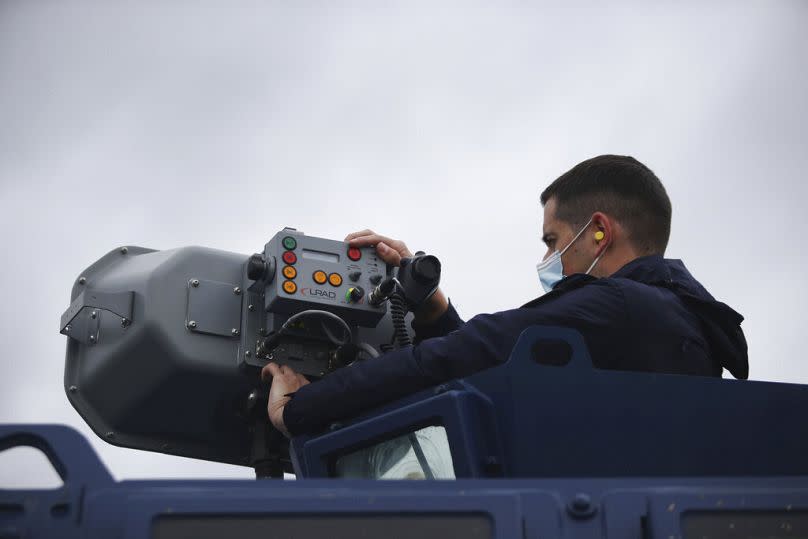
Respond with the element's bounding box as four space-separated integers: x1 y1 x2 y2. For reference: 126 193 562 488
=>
59 228 441 476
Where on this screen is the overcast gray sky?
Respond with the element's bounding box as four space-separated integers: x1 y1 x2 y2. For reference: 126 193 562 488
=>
1 1 807 483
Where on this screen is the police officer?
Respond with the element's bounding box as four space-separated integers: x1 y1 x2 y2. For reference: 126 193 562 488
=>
263 155 749 437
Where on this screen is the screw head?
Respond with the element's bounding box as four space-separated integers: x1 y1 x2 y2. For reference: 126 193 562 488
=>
188 320 197 329
231 328 240 336
121 318 129 328
68 385 77 393
78 277 86 285
90 311 98 319
567 492 597 520
248 304 255 311
191 279 200 287
233 287 242 295
120 247 128 254
64 324 72 333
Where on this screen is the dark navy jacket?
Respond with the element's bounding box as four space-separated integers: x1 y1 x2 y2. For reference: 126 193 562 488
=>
283 255 748 436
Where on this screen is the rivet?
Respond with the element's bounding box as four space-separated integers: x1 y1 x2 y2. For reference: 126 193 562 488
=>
233 287 242 295
191 279 200 287
64 325 72 332
245 351 251 357
78 277 86 285
121 318 129 328
90 311 98 319
89 335 97 343
68 385 77 393
567 492 597 520
188 321 197 329
120 247 128 254
231 328 240 336
248 304 255 311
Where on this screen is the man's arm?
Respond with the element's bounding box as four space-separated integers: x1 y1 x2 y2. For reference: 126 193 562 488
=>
275 280 624 436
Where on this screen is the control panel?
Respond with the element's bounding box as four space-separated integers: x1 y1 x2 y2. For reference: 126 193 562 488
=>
259 228 387 327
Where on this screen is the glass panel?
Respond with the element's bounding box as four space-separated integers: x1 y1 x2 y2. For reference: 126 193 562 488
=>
334 426 455 479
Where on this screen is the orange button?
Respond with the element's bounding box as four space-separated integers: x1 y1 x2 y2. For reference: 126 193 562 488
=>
282 265 297 279
328 273 342 287
282 280 297 294
313 270 327 285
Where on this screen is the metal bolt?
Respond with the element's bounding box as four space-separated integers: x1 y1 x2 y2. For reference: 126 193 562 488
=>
121 318 129 328
248 304 255 311
120 247 128 254
64 325 72 333
567 493 597 520
78 277 86 285
68 385 77 393
231 328 240 336
233 287 241 295
191 279 200 287
90 311 97 319
245 351 251 357
188 321 197 329
89 335 97 344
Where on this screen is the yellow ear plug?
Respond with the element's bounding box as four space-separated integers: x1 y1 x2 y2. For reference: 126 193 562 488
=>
594 231 605 241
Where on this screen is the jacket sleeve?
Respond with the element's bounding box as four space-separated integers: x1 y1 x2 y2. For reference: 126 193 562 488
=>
282 281 624 436
410 298 465 344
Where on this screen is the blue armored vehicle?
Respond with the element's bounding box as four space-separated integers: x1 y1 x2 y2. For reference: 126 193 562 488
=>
2 229 807 538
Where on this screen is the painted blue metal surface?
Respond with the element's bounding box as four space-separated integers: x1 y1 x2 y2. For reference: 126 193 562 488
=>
294 326 808 478
5 326 808 538
2 424 808 538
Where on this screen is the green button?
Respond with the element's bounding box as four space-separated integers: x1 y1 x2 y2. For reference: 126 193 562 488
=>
282 236 297 250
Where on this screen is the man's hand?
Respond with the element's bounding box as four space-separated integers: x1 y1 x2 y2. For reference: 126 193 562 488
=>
345 229 414 266
261 362 310 438
345 229 448 323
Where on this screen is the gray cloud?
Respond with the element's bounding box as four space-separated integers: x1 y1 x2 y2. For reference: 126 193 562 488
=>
1 0 806 482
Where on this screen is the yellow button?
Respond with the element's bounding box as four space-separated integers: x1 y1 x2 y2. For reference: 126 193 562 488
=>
283 265 297 279
313 270 327 285
282 280 297 294
328 273 342 287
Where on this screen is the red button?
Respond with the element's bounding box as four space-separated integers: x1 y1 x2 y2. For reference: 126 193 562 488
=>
347 247 361 261
282 251 297 265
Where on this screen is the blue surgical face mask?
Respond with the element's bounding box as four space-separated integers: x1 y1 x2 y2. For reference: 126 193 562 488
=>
536 218 604 293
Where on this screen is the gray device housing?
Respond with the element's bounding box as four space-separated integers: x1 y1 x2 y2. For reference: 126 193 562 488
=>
263 229 387 326
60 230 402 467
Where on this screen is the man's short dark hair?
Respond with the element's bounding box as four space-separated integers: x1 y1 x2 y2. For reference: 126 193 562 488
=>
540 155 672 255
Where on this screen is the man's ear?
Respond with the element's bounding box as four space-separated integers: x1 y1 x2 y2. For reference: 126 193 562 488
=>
591 211 612 257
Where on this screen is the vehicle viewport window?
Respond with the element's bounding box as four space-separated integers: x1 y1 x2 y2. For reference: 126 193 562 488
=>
334 426 455 479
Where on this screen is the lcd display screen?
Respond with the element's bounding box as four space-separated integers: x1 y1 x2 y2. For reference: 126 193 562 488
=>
301 249 340 263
